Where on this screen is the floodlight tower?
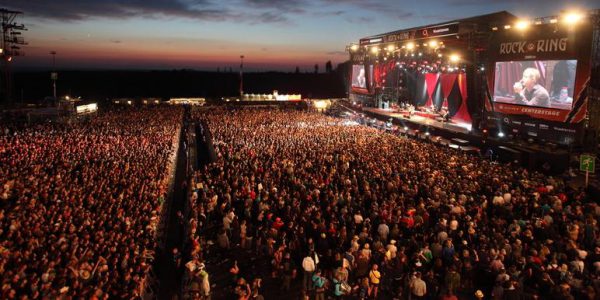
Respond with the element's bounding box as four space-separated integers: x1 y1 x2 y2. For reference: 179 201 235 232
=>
0 8 27 104
240 55 244 97
50 51 57 99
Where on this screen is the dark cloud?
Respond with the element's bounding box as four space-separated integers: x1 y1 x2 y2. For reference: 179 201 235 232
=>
3 0 279 23
346 16 374 23
110 40 122 44
445 0 522 5
313 10 346 17
243 0 309 11
249 12 289 24
394 11 415 20
321 0 415 20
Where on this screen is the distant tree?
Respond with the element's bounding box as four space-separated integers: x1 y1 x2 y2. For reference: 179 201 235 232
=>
325 61 333 73
314 64 319 74
295 66 300 74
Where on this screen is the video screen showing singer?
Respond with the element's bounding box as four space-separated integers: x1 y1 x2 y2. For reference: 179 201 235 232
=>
356 68 366 88
513 67 550 108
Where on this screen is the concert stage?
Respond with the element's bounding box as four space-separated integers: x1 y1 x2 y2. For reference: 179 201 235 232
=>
362 107 473 135
351 105 572 175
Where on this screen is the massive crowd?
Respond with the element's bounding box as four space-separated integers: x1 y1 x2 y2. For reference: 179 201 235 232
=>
0 106 182 298
185 107 599 299
1 104 597 299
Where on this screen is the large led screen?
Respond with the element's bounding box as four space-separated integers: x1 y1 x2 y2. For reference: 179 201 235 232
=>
352 65 367 89
493 60 577 110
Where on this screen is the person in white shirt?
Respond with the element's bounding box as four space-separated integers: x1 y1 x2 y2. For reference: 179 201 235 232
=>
302 252 317 292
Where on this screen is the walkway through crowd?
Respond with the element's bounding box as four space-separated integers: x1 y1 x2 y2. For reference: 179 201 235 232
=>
155 107 190 299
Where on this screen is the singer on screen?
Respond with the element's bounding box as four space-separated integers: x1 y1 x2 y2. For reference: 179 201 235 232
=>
513 67 550 108
356 68 366 88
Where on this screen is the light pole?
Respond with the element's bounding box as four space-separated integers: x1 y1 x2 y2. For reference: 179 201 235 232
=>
50 51 57 99
240 55 244 98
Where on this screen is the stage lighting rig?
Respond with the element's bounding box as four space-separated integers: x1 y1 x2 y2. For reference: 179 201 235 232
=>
0 8 27 104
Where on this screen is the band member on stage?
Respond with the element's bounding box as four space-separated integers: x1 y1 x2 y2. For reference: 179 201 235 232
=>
513 68 550 107
441 109 450 122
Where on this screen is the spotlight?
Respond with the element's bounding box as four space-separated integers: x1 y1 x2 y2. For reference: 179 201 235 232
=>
406 42 415 50
498 132 505 138
549 18 558 24
449 54 460 63
563 12 584 24
350 44 359 51
515 20 530 30
480 66 485 71
425 132 430 136
404 126 408 131
504 25 512 29
492 26 498 31
371 47 380 54
429 40 438 47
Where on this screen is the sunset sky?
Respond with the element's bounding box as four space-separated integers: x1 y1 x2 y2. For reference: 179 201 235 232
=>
2 0 597 72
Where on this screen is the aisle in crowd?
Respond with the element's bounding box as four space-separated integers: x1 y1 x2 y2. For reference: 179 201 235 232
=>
0 106 183 298
183 107 599 300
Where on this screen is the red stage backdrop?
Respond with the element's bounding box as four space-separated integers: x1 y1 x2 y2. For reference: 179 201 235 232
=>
425 73 439 108
455 73 472 124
